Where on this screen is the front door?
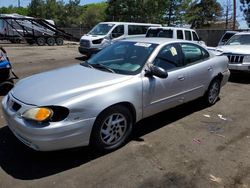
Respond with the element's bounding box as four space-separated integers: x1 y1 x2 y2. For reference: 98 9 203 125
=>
142 43 188 117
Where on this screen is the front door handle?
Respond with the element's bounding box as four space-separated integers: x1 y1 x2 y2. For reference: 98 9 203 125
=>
178 75 185 81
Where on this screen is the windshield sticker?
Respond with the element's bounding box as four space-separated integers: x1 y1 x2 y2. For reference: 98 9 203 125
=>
170 47 177 56
134 43 152 48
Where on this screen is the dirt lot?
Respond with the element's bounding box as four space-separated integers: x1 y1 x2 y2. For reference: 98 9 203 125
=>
0 44 250 188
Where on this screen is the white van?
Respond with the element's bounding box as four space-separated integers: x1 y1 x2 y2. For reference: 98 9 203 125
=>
78 22 161 55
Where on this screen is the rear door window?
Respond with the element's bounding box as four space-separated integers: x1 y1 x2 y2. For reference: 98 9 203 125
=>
177 30 184 39
128 25 149 35
181 43 209 65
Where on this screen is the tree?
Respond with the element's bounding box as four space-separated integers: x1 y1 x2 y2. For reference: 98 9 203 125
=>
165 0 192 26
186 0 222 28
240 0 250 27
27 0 46 18
82 3 108 29
0 6 28 15
106 0 169 23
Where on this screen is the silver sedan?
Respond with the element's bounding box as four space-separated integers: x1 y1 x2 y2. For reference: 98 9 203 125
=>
1 38 230 152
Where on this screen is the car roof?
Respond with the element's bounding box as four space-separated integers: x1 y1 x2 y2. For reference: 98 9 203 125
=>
234 31 250 35
148 26 195 31
99 22 161 26
123 37 195 45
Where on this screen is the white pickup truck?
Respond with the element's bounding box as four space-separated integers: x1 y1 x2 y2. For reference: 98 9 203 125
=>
146 26 206 46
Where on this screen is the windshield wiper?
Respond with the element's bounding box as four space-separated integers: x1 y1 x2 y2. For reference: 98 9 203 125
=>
80 61 94 69
91 63 115 73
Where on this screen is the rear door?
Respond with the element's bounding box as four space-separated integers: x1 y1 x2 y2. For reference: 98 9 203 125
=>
179 43 212 102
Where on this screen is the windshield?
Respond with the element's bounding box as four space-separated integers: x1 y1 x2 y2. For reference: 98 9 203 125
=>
85 41 158 75
226 34 250 45
88 23 115 35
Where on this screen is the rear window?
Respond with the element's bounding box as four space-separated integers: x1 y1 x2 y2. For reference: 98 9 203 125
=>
146 29 173 38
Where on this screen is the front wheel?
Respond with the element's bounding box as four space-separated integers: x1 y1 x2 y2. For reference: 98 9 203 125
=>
90 105 133 152
204 78 221 106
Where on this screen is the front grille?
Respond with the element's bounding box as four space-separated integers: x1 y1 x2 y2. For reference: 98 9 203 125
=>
12 102 21 112
80 40 90 48
227 55 244 64
7 96 22 112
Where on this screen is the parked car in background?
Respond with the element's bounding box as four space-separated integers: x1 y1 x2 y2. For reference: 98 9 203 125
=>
78 22 161 56
217 31 238 46
146 26 206 46
216 32 250 72
2 38 230 152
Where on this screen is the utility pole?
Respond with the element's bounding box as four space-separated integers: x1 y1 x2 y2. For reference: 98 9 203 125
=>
167 0 174 26
18 0 20 7
225 0 229 29
233 0 236 30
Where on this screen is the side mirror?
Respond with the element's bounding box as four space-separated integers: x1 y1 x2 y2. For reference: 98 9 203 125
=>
145 65 168 79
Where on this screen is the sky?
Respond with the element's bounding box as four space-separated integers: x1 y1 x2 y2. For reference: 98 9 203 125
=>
0 0 248 29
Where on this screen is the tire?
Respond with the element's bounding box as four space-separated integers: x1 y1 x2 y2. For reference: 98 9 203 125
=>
204 78 221 106
90 105 133 152
56 37 64 46
36 37 46 46
27 39 35 45
0 81 14 96
47 37 56 46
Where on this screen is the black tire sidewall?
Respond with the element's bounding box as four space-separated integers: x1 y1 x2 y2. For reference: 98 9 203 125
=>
56 38 64 45
90 105 133 152
47 38 55 46
37 37 46 46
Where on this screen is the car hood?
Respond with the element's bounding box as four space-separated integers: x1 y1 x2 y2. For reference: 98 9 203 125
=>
11 64 132 106
81 34 105 40
217 45 250 54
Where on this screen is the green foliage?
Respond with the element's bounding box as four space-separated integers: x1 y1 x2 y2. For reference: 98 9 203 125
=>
106 0 170 23
82 3 108 29
0 0 223 29
0 6 28 15
27 0 46 18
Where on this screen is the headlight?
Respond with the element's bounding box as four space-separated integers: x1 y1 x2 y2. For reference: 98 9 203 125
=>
22 107 53 122
22 106 69 122
92 38 103 44
243 55 250 63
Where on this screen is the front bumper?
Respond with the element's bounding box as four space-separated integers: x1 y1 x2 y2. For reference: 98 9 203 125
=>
229 63 250 72
78 46 101 55
221 69 230 87
1 94 96 151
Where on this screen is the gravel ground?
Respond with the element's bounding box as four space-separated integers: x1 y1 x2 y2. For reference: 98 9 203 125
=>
0 44 250 188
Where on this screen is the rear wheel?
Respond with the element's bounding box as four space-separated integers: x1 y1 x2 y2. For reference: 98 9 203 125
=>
90 105 133 152
36 37 46 46
204 78 221 106
56 37 64 45
47 37 56 46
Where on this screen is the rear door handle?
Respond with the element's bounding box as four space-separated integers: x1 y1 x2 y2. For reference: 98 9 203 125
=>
178 75 185 81
208 66 213 71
